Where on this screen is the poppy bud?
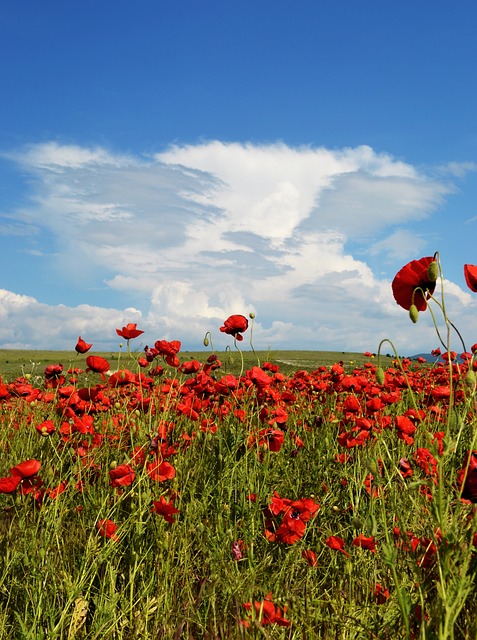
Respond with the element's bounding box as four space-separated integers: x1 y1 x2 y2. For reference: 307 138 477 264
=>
249 312 256 319
465 370 476 388
427 260 438 282
367 459 379 476
376 367 385 386
203 336 209 347
409 305 419 323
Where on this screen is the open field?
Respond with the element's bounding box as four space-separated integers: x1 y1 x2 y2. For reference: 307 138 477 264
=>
0 336 476 638
0 349 398 382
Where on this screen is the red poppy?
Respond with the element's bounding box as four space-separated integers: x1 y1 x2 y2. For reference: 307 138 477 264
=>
273 498 319 544
146 460 176 482
109 464 136 488
220 314 249 341
249 427 285 452
464 264 477 292
154 340 181 367
302 549 318 567
242 593 290 627
324 536 349 557
0 475 21 493
97 519 119 541
75 336 92 354
151 496 179 523
352 534 377 553
374 583 390 604
10 459 41 479
86 356 110 379
35 419 56 436
392 256 437 311
116 323 144 340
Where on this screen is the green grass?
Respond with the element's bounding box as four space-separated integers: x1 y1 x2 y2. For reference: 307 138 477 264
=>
0 348 396 381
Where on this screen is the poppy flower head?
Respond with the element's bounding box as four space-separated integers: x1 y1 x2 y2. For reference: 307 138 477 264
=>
86 356 111 379
116 323 144 341
75 336 92 354
97 519 119 541
464 264 477 292
392 256 437 311
220 315 249 341
151 496 179 523
10 459 41 479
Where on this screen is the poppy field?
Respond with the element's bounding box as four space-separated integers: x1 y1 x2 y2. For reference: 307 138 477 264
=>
1 255 477 639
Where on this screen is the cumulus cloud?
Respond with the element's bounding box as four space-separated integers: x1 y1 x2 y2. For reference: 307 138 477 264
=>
1 139 475 353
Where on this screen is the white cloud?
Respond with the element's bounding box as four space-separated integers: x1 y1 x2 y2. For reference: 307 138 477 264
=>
1 140 474 354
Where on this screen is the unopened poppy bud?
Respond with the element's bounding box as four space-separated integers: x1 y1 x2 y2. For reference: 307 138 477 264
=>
249 312 256 319
427 260 438 282
203 336 209 347
409 305 419 323
367 459 379 476
376 367 385 386
465 370 476 388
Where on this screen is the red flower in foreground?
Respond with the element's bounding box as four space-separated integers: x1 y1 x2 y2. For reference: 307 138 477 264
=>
0 475 21 493
10 459 41 479
374 583 390 604
464 264 477 292
302 549 318 567
242 593 290 627
97 519 119 541
324 536 349 557
155 340 181 367
392 256 437 311
220 314 249 341
109 464 136 488
86 356 110 379
116 323 144 340
146 460 176 483
75 336 92 354
352 534 377 553
151 496 179 523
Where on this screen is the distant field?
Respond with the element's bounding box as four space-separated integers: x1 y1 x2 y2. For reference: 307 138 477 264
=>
0 348 399 380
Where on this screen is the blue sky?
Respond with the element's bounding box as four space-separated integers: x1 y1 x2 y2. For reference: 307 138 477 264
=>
1 0 476 354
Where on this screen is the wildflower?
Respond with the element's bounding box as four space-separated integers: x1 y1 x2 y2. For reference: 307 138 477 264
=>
97 519 119 541
10 459 41 479
85 356 110 379
0 476 21 493
220 314 249 341
155 340 181 367
116 323 144 340
75 337 92 354
392 256 437 311
35 419 55 436
464 264 477 292
242 593 290 627
146 460 176 482
398 457 413 478
352 534 377 553
249 427 285 452
151 496 179 523
374 583 390 604
109 464 136 488
232 540 245 560
274 498 320 545
302 549 318 567
325 536 349 557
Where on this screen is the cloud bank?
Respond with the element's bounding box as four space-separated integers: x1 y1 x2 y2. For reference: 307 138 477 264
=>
1 140 475 354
